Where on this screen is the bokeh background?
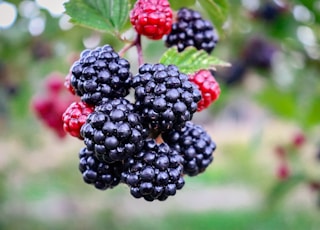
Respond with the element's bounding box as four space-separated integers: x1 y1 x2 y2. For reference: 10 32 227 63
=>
0 0 320 229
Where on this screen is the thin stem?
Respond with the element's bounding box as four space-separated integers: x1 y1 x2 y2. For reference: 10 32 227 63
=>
135 34 144 66
118 41 135 57
118 34 144 66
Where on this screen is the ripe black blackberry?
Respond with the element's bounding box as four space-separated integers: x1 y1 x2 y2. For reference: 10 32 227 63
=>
80 98 147 163
212 60 248 86
79 147 125 190
121 138 185 201
70 44 132 105
241 36 277 69
162 122 216 176
252 1 288 22
132 63 201 132
165 8 219 53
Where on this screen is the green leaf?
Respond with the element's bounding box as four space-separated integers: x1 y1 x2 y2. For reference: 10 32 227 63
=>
266 174 305 209
255 84 296 119
197 0 229 36
64 0 130 33
255 71 320 129
159 47 230 74
168 0 196 10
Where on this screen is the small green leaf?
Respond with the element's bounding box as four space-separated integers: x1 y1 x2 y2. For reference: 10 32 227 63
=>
64 0 130 33
159 47 230 74
197 0 229 36
266 174 305 209
168 0 196 10
255 84 296 119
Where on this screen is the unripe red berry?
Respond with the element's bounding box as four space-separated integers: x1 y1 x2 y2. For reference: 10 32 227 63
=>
292 132 305 148
45 72 65 95
62 101 94 139
276 163 290 180
64 72 76 95
31 96 68 139
31 72 78 139
130 0 173 40
189 69 221 111
274 145 286 159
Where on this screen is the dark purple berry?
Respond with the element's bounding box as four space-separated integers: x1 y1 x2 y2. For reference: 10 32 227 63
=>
162 122 216 176
241 36 277 69
212 60 248 86
121 138 185 201
79 147 125 190
165 8 218 53
81 98 147 163
132 63 201 132
70 45 132 105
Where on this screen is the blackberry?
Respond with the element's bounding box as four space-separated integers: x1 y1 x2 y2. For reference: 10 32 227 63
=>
251 1 288 22
70 45 132 105
79 147 124 190
241 36 277 69
121 138 185 201
132 63 201 132
165 8 218 53
212 60 248 86
162 122 216 176
80 98 147 163
258 2 280 21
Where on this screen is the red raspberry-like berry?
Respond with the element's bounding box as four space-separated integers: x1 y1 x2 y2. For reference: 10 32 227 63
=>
276 163 290 180
189 69 221 111
62 101 94 139
45 72 65 95
32 96 68 139
32 72 79 139
130 0 173 40
64 72 76 95
274 145 286 159
292 132 305 148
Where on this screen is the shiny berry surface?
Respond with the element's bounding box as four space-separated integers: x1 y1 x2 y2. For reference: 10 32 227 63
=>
62 101 94 139
130 0 173 40
189 69 220 111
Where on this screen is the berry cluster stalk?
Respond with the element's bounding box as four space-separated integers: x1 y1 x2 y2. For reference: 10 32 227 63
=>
119 34 144 66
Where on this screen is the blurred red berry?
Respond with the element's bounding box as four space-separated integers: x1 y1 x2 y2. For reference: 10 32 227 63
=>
31 72 78 139
292 132 305 148
276 163 290 180
31 96 67 138
275 145 286 159
45 72 65 95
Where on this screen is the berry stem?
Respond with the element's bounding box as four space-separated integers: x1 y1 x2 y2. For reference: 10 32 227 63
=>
118 34 144 66
118 40 135 57
135 34 144 66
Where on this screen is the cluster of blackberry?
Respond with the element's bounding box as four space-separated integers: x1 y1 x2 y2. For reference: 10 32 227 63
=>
165 7 219 53
61 43 219 201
